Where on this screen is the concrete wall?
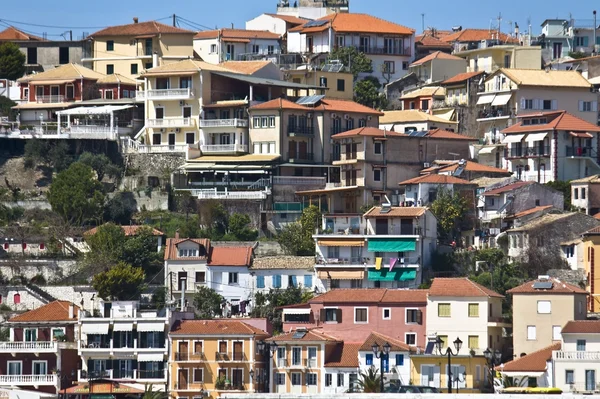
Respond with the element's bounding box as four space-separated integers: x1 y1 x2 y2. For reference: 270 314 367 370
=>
106 190 169 211
223 394 600 399
246 14 288 36
0 259 78 282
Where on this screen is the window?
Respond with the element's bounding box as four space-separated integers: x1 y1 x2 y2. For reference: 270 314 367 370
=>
178 248 198 257
582 188 587 200
355 307 368 323
275 373 285 385
145 62 152 69
27 47 37 64
574 188 579 200
365 353 373 366
228 272 239 285
256 275 265 288
421 99 429 110
468 335 479 349
273 275 282 288
575 36 589 47
104 89 113 100
553 325 561 340
252 44 260 54
210 44 217 53
358 118 367 127
106 64 114 75
325 373 333 387
288 275 298 287
351 279 363 288
374 142 382 154
336 35 345 47
406 309 421 324
565 370 575 385
383 60 395 74
373 169 381 182
405 333 416 346
193 368 204 382
268 116 276 127
107 40 114 51
527 325 536 340
32 360 47 375
291 373 302 386
382 308 391 320
468 303 479 317
319 76 328 87
304 275 312 288
337 373 344 387
145 38 153 56
307 373 317 385
327 246 340 259
577 339 586 351
579 100 597 112
66 84 74 100
292 347 302 365
277 347 286 363
131 63 139 75
337 79 345 91
59 47 69 64
7 361 22 375
537 300 551 314
324 308 340 322
24 328 37 342
185 132 195 144
395 354 404 366
402 61 409 70
438 303 451 317
267 45 275 55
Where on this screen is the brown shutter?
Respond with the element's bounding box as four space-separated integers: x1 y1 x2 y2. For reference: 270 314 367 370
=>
336 309 343 323
319 311 326 322
416 309 423 325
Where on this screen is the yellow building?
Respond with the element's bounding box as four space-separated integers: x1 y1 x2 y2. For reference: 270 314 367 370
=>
284 67 353 100
454 45 542 73
410 352 488 393
582 227 600 312
85 19 195 79
169 319 270 399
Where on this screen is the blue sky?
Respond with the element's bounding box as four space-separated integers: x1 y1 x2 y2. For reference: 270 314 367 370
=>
1 0 598 39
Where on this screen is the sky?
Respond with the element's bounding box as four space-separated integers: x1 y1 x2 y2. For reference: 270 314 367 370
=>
1 0 599 40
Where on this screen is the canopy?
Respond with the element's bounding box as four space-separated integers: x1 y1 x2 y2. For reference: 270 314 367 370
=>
476 93 495 105
136 322 166 332
502 134 525 144
112 322 134 332
81 323 109 335
317 270 364 280
525 132 548 143
491 93 512 106
317 239 364 247
282 308 311 315
570 131 593 138
367 269 417 282
367 238 417 252
478 146 496 155
31 79 75 85
56 105 134 116
137 353 165 362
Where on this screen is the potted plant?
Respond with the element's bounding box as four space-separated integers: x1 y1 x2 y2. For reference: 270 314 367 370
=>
225 378 232 390
215 376 226 390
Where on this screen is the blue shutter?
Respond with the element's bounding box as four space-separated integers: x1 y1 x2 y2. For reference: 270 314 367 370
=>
291 275 297 287
583 36 589 47
257 275 265 289
396 354 404 366
273 275 281 288
365 354 373 365
304 275 313 288
383 356 389 373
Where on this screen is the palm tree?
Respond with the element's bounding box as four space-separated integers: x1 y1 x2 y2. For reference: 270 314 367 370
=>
140 384 168 399
356 366 383 393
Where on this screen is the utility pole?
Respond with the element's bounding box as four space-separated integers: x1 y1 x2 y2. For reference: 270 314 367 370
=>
69 30 72 41
497 12 502 38
173 14 176 27
421 13 425 33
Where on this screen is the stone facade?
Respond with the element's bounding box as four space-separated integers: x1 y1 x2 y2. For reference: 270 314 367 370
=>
124 153 186 188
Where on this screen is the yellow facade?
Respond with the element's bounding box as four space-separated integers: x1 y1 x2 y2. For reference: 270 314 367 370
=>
410 355 488 393
284 70 354 100
583 236 600 312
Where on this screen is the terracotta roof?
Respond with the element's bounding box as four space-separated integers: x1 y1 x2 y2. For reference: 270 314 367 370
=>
290 13 414 36
96 73 138 85
90 21 194 37
314 98 383 115
310 288 428 304
410 51 464 66
170 319 268 335
503 111 600 134
497 68 591 88
380 110 458 125
164 238 211 261
267 329 340 343
208 246 253 266
500 343 560 372
483 181 534 196
381 289 429 303
8 300 79 322
141 59 230 76
400 86 446 99
222 61 275 75
594 213 600 220
571 174 600 184
332 127 405 139
359 331 415 352
562 320 600 334
250 98 309 111
583 225 600 235
85 225 164 236
415 35 452 48
251 256 314 270
264 14 309 25
0 26 46 42
438 161 511 175
427 129 477 140
429 277 504 298
398 174 473 186
195 28 280 40
325 343 361 367
18 63 106 83
441 29 518 44
507 277 587 295
363 206 428 218
508 205 555 219
441 71 485 85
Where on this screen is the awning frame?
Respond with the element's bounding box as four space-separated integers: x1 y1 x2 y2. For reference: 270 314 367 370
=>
502 134 525 144
136 322 166 332
525 132 548 143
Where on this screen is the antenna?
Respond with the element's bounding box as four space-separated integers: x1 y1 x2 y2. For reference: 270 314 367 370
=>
421 13 425 33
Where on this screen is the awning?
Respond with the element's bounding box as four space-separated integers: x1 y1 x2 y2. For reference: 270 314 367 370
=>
400 270 417 281
56 105 135 116
432 108 455 121
367 238 417 252
30 79 76 85
491 93 512 106
137 353 165 362
367 268 417 282
81 323 110 335
570 131 593 138
112 322 134 332
500 372 544 377
478 146 496 155
476 93 496 105
317 270 364 280
283 308 311 315
136 322 165 332
212 71 326 90
502 134 525 144
525 132 548 143
317 239 364 247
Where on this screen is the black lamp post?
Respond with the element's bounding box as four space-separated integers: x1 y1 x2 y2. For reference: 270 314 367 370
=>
57 370 76 399
450 371 467 393
483 348 502 390
436 336 462 394
256 340 277 393
371 341 391 393
249 369 254 392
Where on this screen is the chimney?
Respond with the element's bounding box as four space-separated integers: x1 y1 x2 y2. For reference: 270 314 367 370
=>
68 303 74 319
175 229 180 239
133 17 139 24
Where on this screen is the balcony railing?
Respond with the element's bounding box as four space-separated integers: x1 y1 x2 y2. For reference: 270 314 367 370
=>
79 369 112 380
200 144 248 153
134 144 189 153
342 45 411 56
215 352 247 361
35 95 66 103
0 375 57 385
568 382 600 393
287 125 314 136
506 146 550 158
477 107 513 120
304 358 317 368
287 152 315 162
0 341 57 352
147 117 194 128
137 88 194 100
138 369 166 379
273 176 326 186
566 146 597 158
316 257 364 265
553 350 600 360
199 118 248 128
189 188 270 200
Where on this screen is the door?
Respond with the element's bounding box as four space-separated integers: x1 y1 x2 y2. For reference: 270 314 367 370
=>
183 106 192 119
233 341 243 361
66 85 74 100
232 369 243 388
32 361 47 375
155 108 164 119
178 341 188 361
375 218 388 235
586 370 596 391
298 141 308 160
220 134 231 145
307 37 313 53
168 133 176 148
178 368 188 389
226 44 235 60
119 359 133 379
553 42 563 59
288 141 297 160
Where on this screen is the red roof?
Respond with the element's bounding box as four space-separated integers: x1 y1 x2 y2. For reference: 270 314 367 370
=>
415 35 452 48
0 26 46 42
310 288 428 304
325 343 361 367
250 98 309 111
208 246 253 266
508 205 555 219
359 331 416 352
441 71 485 85
441 28 519 44
410 51 464 66
90 20 194 37
164 238 211 260
267 329 340 343
332 127 405 139
502 111 600 134
483 181 534 196
437 160 510 174
562 320 600 334
507 277 587 295
398 174 473 186
427 129 477 140
429 277 504 298
501 343 560 372
194 28 280 41
251 98 382 115
9 301 79 322
290 13 414 35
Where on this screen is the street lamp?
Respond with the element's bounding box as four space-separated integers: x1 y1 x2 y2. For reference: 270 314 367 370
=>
371 341 391 393
436 336 462 394
450 371 467 393
483 348 502 390
256 340 277 393
249 369 254 393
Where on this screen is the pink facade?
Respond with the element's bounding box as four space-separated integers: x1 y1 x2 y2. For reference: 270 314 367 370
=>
20 79 98 102
98 84 137 100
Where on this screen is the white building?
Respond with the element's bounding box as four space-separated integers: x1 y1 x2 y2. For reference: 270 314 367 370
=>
275 0 349 20
358 332 413 386
246 13 308 37
323 343 360 394
193 29 282 64
251 256 316 293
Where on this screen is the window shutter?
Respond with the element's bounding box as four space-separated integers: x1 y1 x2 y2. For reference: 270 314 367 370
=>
551 99 557 110
535 99 542 110
319 311 326 322
257 275 265 289
336 309 343 323
416 309 423 324
593 101 598 112
584 36 590 47
579 100 585 112
520 97 526 109
433 366 441 387
304 275 313 287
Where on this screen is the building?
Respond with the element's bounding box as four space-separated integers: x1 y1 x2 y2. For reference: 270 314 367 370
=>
434 160 511 181
379 110 458 133
169 318 270 398
398 87 446 113
501 111 600 182
77 301 170 389
498 343 559 389
426 278 510 357
358 332 414 386
193 29 282 64
441 28 519 54
454 45 542 73
246 13 308 37
323 343 360 393
414 34 453 60
408 51 466 85
439 70 486 136
540 18 600 61
383 73 420 110
85 19 195 79
251 256 315 293
313 206 437 289
0 301 79 397
580 226 600 312
275 0 349 20
397 174 475 207
507 276 587 358
221 61 282 79
571 175 600 215
287 13 415 82
283 64 354 100
84 224 164 251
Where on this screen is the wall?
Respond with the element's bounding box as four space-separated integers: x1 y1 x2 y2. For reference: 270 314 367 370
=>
246 15 288 36
18 41 84 71
124 152 186 185
106 191 169 211
0 259 78 282
431 59 467 83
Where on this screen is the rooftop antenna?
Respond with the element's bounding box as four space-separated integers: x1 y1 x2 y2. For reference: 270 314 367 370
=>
421 13 425 33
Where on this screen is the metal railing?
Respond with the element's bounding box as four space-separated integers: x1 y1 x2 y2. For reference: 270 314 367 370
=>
304 358 317 368
287 152 314 162
200 144 248 153
0 341 57 351
506 146 551 158
0 375 57 384
137 87 194 100
273 176 326 186
35 95 65 103
477 107 513 119
566 146 597 158
199 118 248 128
190 188 270 200
567 382 600 393
553 350 600 360
316 257 364 265
341 45 411 56
147 117 194 128
272 202 304 212
138 369 165 379
287 125 314 136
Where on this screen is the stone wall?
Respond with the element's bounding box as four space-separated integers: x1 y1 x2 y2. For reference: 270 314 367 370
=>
0 259 78 282
107 190 169 211
123 153 186 188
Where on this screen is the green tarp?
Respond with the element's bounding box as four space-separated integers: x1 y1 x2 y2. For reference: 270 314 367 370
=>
367 238 417 252
367 268 417 281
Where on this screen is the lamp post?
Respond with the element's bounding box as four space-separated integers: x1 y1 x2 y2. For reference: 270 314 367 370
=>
256 340 277 393
483 348 503 391
371 341 391 393
450 371 467 394
436 336 462 394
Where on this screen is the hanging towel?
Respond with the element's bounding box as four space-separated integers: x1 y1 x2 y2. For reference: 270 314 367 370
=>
389 257 398 271
375 257 382 270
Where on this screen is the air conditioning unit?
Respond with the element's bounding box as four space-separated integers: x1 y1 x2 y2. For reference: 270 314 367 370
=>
179 100 185 106
307 112 313 118
367 115 372 121
424 162 430 168
344 114 350 120
159 128 165 133
331 113 338 119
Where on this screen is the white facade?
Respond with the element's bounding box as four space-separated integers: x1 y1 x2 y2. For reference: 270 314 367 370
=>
358 350 411 386
553 332 600 392
253 269 315 292
207 265 253 304
194 37 281 64
164 240 208 306
246 14 289 36
322 368 358 394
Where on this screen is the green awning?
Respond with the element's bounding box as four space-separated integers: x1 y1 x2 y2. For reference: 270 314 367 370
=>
368 268 418 282
399 270 417 281
91 395 115 399
367 238 417 252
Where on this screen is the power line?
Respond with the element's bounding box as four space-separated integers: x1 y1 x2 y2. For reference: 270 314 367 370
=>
0 18 108 30
175 16 212 31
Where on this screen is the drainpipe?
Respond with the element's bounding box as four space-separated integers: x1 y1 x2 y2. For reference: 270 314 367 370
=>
553 130 558 181
594 11 598 56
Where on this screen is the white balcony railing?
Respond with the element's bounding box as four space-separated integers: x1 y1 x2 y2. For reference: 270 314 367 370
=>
147 117 194 128
137 144 189 153
137 88 194 100
199 118 248 128
200 144 248 153
190 188 270 200
553 350 600 360
35 95 66 103
0 374 57 385
273 176 326 186
0 341 57 352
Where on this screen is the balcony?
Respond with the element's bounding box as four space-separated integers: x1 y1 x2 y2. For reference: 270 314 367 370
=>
215 352 247 362
333 153 365 163
316 257 365 265
189 188 270 200
553 350 600 360
137 88 194 101
199 118 248 128
35 95 66 103
273 176 326 186
343 45 411 56
566 146 597 158
0 341 58 353
80 338 165 353
175 352 206 361
287 152 315 163
131 144 189 154
147 117 195 128
477 107 513 121
200 144 248 154
487 316 512 328
287 125 314 136
79 369 112 381
506 146 551 159
304 358 317 368
0 374 57 386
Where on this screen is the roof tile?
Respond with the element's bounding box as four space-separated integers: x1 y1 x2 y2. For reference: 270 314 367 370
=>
208 246 253 267
85 225 163 236
194 28 280 40
380 110 458 125
502 111 600 134
325 343 361 367
332 127 405 139
164 238 211 261
441 71 485 85
483 181 534 196
91 21 194 37
359 331 415 352
363 207 429 218
415 35 452 48
429 277 504 298
250 98 309 111
264 14 309 25
499 68 591 88
427 129 477 141
18 63 106 83
0 26 46 42
222 61 274 75
9 300 79 322
310 288 428 304
410 51 464 66
170 319 268 335
251 256 314 270
437 160 510 175
442 29 518 44
500 343 560 372
507 277 587 295
290 13 414 36
266 329 340 343
398 174 473 186
562 320 600 334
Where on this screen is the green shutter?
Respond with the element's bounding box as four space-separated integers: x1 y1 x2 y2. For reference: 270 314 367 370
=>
367 238 416 252
399 270 417 281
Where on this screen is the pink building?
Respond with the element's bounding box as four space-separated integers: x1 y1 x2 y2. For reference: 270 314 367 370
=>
282 288 427 345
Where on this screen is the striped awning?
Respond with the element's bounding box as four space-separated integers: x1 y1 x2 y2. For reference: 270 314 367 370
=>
317 239 364 247
317 271 364 280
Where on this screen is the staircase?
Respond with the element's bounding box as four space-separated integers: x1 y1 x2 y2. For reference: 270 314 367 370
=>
23 284 57 304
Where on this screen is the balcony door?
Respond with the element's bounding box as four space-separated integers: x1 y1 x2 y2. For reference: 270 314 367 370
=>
232 369 243 388
220 134 231 145
24 328 37 342
118 359 133 379
233 341 243 361
156 78 169 90
32 361 47 375
155 108 164 119
178 368 188 389
586 370 596 391
553 42 562 59
375 219 388 235
178 341 188 360
298 141 308 160
7 361 22 375
288 141 297 159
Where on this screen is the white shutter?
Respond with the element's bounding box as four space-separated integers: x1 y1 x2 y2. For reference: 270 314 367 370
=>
579 100 585 112
520 97 526 109
253 143 260 154
459 366 467 388
433 366 441 388
593 101 598 112
269 142 275 154
551 99 558 110
533 99 539 110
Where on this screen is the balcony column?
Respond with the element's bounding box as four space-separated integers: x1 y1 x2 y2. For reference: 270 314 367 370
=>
249 85 254 102
110 111 115 140
57 113 61 134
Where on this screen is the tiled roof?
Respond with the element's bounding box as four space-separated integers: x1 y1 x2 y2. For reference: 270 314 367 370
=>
583 225 600 235
427 129 477 140
8 300 79 322
325 343 361 367
400 86 446 99
164 238 211 260
170 319 268 335
90 21 194 37
507 277 587 295
0 26 46 41
429 277 504 298
498 68 591 88
96 73 138 85
502 111 600 134
398 174 473 186
571 174 600 184
508 205 555 219
85 225 164 236
363 206 428 218
290 13 414 36
508 213 577 232
415 35 452 48
266 329 340 343
194 28 280 41
222 61 274 75
410 51 464 66
18 63 106 83
250 98 309 111
310 288 428 304
562 320 600 334
441 71 485 85
438 161 511 175
482 181 534 196
359 331 415 352
380 110 458 124
594 213 600 220
314 98 383 115
381 289 428 303
141 59 230 76
501 343 560 372
441 29 518 43
208 246 253 266
331 127 405 139
264 14 309 25
251 256 314 270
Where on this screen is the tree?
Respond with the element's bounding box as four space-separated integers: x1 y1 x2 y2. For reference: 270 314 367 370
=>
225 213 258 241
104 192 137 224
0 96 16 119
328 46 373 80
84 223 126 270
198 200 228 239
249 285 313 334
545 180 571 210
23 140 73 172
354 76 387 109
48 162 106 225
0 42 25 81
141 384 167 399
92 262 145 301
121 226 162 279
276 205 321 256
356 367 383 393
79 152 112 181
192 286 224 319
47 141 73 172
430 188 470 243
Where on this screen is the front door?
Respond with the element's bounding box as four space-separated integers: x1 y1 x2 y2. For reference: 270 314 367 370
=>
178 341 188 360
233 341 243 361
178 368 188 389
168 133 176 147
586 370 596 391
298 141 308 161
